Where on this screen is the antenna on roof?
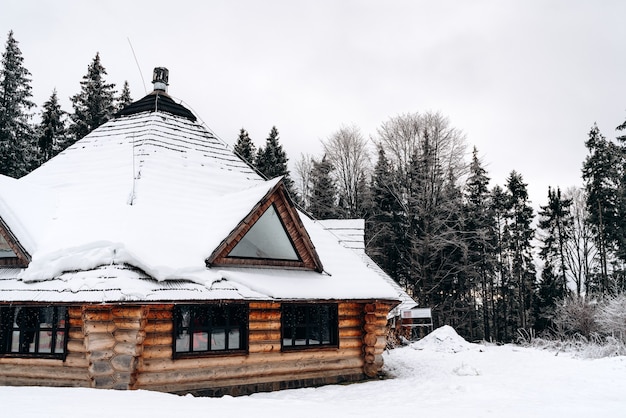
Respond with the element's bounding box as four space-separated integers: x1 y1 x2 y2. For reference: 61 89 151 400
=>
127 37 148 95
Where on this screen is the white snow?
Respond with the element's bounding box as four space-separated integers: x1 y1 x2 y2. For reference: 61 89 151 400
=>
2 326 624 417
0 110 400 303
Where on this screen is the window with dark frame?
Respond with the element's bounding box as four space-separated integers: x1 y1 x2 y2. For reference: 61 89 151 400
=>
0 306 68 358
173 304 248 357
281 304 338 349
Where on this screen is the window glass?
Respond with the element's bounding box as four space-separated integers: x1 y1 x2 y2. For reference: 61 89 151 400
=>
174 304 248 356
282 304 338 350
0 306 68 358
0 234 16 258
228 205 299 261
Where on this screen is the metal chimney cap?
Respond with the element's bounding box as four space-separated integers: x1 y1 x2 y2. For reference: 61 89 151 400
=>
152 67 169 92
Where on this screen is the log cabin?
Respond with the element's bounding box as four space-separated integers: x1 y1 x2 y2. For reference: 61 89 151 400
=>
0 68 402 396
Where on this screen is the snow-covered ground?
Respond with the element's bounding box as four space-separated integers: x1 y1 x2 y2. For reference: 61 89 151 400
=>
2 326 624 417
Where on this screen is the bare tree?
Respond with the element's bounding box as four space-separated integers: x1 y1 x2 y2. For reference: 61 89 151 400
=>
294 153 314 210
564 187 598 296
322 125 371 217
376 111 468 200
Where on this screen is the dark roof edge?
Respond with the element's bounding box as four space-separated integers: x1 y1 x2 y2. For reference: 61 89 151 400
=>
115 91 197 122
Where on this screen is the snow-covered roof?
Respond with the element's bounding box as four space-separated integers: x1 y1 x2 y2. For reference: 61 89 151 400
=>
0 88 399 304
318 219 417 318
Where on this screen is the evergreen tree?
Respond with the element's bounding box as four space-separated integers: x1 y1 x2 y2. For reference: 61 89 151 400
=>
581 123 622 293
504 171 536 332
116 80 133 112
490 184 511 341
37 89 67 163
68 52 117 145
0 30 35 178
233 128 256 167
464 147 495 340
255 126 297 199
538 186 573 296
533 261 564 333
307 155 338 219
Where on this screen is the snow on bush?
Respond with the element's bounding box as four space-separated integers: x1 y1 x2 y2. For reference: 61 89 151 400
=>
528 293 626 359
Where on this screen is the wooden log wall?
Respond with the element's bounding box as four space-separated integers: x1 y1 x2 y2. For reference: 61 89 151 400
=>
0 300 395 395
83 305 147 390
0 306 90 387
136 301 369 396
362 302 394 377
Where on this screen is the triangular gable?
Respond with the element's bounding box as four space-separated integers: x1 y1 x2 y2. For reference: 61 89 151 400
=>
0 216 30 267
206 180 323 272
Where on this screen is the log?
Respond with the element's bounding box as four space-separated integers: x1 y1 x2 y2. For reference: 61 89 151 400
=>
142 345 172 359
338 318 362 328
136 356 364 387
143 334 172 346
83 321 116 334
67 339 87 353
248 330 281 342
144 321 173 333
112 306 145 319
249 302 281 311
248 310 281 322
113 319 144 330
146 308 173 320
82 308 112 321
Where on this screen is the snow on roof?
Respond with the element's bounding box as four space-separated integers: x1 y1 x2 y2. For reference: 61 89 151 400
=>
0 105 400 304
318 219 417 317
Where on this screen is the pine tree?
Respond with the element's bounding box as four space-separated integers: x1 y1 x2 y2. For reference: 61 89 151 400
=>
116 80 132 112
464 147 495 340
37 89 67 163
533 261 564 333
367 147 407 288
490 184 511 341
504 171 536 332
538 186 573 296
308 155 338 219
0 30 35 178
255 126 297 199
233 128 256 167
68 52 117 145
581 123 622 293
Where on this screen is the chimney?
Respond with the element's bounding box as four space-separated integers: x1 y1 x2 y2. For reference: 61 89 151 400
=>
152 67 169 93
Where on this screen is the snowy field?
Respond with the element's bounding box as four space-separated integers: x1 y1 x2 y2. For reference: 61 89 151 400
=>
1 326 624 417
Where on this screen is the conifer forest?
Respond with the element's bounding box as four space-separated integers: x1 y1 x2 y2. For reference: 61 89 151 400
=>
2 30 626 343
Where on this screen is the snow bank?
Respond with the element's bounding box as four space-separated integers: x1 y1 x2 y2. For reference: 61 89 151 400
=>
411 325 480 353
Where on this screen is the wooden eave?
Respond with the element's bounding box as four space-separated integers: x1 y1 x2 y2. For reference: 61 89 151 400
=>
206 180 324 272
0 215 30 267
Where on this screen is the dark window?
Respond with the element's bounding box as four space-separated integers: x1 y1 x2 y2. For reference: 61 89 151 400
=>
281 304 338 349
173 304 248 357
0 306 68 358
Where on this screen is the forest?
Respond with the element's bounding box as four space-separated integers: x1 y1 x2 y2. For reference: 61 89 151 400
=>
2 30 626 344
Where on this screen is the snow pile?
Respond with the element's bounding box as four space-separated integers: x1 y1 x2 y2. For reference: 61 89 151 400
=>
411 325 479 353
2 325 626 417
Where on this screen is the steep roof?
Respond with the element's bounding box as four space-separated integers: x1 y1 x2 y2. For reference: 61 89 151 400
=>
0 77 399 304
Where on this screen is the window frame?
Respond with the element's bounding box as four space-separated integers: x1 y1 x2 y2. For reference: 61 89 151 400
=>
0 305 69 359
281 303 339 351
172 303 249 358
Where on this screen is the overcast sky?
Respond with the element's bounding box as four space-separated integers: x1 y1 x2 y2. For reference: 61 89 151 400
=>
3 0 626 207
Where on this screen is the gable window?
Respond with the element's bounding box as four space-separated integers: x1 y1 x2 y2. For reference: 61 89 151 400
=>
173 304 248 357
227 204 300 261
281 304 338 350
0 306 68 358
0 234 16 259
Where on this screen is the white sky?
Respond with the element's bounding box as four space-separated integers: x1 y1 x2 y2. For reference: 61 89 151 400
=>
3 0 626 207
